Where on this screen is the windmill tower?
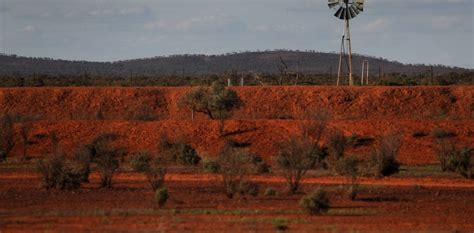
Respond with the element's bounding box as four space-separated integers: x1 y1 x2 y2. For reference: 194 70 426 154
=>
328 0 364 86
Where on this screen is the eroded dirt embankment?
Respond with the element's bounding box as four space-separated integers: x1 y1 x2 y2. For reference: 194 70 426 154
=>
1 86 473 164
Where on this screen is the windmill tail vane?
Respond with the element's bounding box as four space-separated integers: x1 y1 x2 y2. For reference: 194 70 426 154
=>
328 0 365 86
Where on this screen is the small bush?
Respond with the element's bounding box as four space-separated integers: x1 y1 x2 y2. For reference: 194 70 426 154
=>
161 141 201 166
202 158 220 173
299 188 330 215
272 218 289 231
217 147 256 198
130 151 173 191
436 140 472 178
155 188 169 208
274 135 326 193
264 187 276 197
36 155 82 190
365 134 401 177
432 128 456 139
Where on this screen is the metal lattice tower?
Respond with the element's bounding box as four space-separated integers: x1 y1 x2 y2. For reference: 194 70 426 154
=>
328 0 364 86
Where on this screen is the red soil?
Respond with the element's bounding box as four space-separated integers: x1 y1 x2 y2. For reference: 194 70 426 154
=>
1 170 474 232
1 86 472 164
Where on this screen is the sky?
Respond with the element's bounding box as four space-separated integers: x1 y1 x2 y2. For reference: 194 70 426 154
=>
0 0 473 68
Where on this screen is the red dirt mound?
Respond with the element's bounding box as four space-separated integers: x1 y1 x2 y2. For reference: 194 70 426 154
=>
1 86 473 165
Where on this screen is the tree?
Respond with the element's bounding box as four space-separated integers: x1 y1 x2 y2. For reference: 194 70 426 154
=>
216 146 257 198
179 81 241 120
87 133 124 188
274 135 326 193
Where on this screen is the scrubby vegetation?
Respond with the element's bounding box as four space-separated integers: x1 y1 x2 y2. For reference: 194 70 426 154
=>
365 134 401 177
215 146 258 198
0 114 15 162
435 139 473 178
299 188 330 215
87 133 124 188
274 135 326 193
334 156 361 200
179 81 241 120
129 151 173 191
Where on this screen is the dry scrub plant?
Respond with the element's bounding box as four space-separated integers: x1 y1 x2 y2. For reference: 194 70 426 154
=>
435 139 472 178
87 133 124 188
365 134 401 177
216 146 258 198
299 188 330 215
274 135 326 193
130 150 174 191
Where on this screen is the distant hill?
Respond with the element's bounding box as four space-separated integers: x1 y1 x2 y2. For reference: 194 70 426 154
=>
0 50 469 76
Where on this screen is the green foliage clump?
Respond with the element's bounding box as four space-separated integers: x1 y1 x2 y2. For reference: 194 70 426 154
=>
299 188 330 215
160 140 201 166
179 81 241 120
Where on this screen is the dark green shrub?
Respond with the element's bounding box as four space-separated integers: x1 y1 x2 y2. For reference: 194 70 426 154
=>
155 188 169 208
175 144 201 166
160 140 201 166
432 128 456 139
365 134 401 177
274 135 325 193
436 140 472 178
264 187 276 197
202 158 220 173
299 188 330 215
179 81 242 120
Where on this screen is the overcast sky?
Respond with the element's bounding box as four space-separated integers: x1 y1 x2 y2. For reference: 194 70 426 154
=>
0 0 473 68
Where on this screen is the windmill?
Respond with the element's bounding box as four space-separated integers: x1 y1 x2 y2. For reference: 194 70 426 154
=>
328 0 364 86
